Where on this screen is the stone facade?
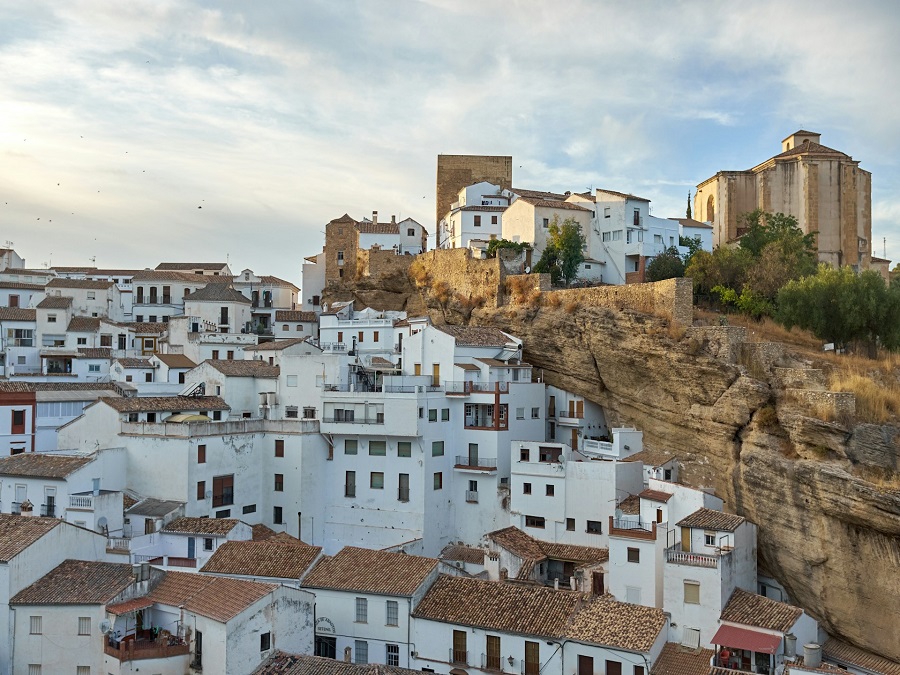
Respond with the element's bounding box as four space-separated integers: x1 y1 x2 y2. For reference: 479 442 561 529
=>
695 131 873 269
436 155 512 238
551 277 693 327
324 214 360 284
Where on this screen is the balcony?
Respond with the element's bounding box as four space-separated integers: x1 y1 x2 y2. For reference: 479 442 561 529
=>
108 537 131 552
69 495 93 510
465 490 479 503
666 543 729 569
482 654 502 671
322 416 384 425
445 381 510 395
454 456 498 471
40 503 56 517
104 635 190 662
450 649 469 665
608 516 656 541
398 487 410 502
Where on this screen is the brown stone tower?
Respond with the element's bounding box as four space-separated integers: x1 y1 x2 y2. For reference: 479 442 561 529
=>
436 155 513 238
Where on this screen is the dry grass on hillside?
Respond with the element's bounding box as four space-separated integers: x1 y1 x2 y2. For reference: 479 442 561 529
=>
694 310 823 351
828 369 900 424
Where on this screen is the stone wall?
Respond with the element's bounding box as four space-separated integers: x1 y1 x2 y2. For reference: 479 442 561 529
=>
737 342 785 375
774 368 827 391
416 248 506 308
360 249 415 279
685 326 749 364
550 277 694 326
787 389 857 418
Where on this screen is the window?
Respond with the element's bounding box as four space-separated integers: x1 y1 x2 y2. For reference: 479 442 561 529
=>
370 472 384 489
337 250 344 262
602 231 611 242
243 504 256 514
542 218 549 228
196 481 206 500
260 631 271 652
78 616 91 635
491 215 498 225
546 484 554 496
77 337 87 345
607 661 622 675
285 406 299 419
355 640 368 664
216 509 231 518
275 439 284 457
539 446 562 462
681 627 701 649
386 600 399 626
345 439 358 455
705 531 716 546
474 215 482 227
397 442 411 458
531 407 540 418
28 666 41 675
604 207 611 218
627 547 640 563
345 471 356 498
287 375 298 387
428 408 437 422
612 230 622 241
432 441 444 456
486 635 501 670
212 474 234 507
213 410 222 421
386 643 400 667
212 349 220 359
520 448 530 461
635 667 645 675
525 515 545 528
197 444 206 463
523 482 532 494
274 474 284 491
586 520 602 534
204 537 213 551
273 506 283 524
135 315 143 322
87 291 96 300
227 350 234 360
433 472 443 490
48 314 57 323
29 616 42 634
77 668 89 675
441 408 449 421
516 407 525 420
369 441 386 456
355 597 368 623
407 227 416 236
566 518 575 531
684 581 700 604
11 410 26 434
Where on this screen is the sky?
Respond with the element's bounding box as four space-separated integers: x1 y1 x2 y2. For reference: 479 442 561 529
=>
2 0 899 286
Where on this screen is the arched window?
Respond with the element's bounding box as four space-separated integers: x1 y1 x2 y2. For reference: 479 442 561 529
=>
707 195 715 222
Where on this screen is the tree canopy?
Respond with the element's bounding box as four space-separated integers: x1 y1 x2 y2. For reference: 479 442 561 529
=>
646 246 685 282
485 238 531 258
533 216 586 285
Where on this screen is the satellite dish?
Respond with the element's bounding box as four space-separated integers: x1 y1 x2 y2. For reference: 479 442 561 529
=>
99 619 112 634
97 517 108 528
614 508 623 520
524 265 531 274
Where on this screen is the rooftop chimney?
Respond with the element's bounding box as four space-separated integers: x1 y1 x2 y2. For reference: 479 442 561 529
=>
372 211 378 225
391 215 396 225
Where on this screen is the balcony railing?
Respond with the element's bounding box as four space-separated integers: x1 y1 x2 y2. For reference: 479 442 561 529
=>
398 487 410 502
444 381 510 394
466 490 479 503
454 456 498 470
557 410 584 419
666 544 725 568
40 503 56 517
609 516 656 541
11 502 21 515
345 484 356 498
104 636 190 662
322 417 384 425
482 654 502 671
108 537 130 551
450 649 469 665
212 493 233 508
69 495 93 509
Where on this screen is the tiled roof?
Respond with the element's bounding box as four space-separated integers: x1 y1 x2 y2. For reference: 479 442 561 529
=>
596 188 652 202
650 643 716 675
275 310 317 322
120 321 168 334
67 316 101 332
162 517 240 536
669 217 713 229
0 281 44 290
618 494 641 515
156 262 228 271
677 508 745 532
116 357 153 368
252 523 278 541
720 589 802 633
566 596 667 651
511 188 569 201
786 660 849 675
358 222 400 235
823 638 900 675
201 541 321 579
10 560 134 605
774 141 851 160
49 266 97 273
0 308 36 321
487 527 608 572
133 269 230 283
328 213 357 225
541 542 609 564
122 493 139 509
0 453 93 479
37 296 73 309
435 324 513 347
102 395 229 413
126 498 183 518
253 652 421 675
153 353 197 368
244 338 310 352
268 532 303 544
205 359 280 378
303 546 437 596
488 526 546 560
0 515 63 561
412 575 582 637
106 596 154 615
257 275 299 289
515 196 593 211
76 347 112 359
46 278 114 290
639 489 674 503
184 284 251 304
459 205 508 212
0 382 118 393
148 570 276 622
440 544 486 565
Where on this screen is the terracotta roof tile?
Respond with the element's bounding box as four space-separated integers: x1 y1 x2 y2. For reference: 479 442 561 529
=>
102 395 229 413
253 652 421 675
155 262 228 271
618 495 641 515
10 560 134 604
720 589 802 633
244 338 311 352
787 660 850 675
0 281 44 290
67 316 101 332
46 278 114 290
76 347 112 359
412 575 582 637
440 544 486 565
774 141 851 160
133 269 229 283
0 308 36 321
515 195 593 211
205 359 280 377
358 222 400 235
37 296 73 309
0 515 63 561
126 498 183 517
257 275 299 289
0 382 118 393
512 188 569 201
596 188 652 202
149 570 276 622
162 517 240 536
651 643 716 675
252 524 278 541
677 508 745 532
639 489 674 503
823 638 900 675
153 353 197 368
566 596 667 651
201 541 321 579
120 321 168 334
435 325 514 347
184 284 251 304
303 546 437 596
275 310 317 322
106 596 154 615
0 453 93 479
116 357 153 368
487 527 608 570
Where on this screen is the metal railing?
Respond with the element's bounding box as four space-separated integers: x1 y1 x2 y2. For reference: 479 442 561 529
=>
322 417 384 425
612 517 652 532
455 456 498 469
557 410 584 419
345 484 356 498
450 649 468 665
40 503 56 517
104 635 190 662
398 487 410 502
466 490 479 503
212 493 233 507
482 654 502 671
444 381 510 394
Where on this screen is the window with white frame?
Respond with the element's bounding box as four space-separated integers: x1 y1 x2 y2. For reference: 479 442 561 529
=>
516 407 525 419
681 627 701 649
286 375 298 387
355 640 368 664
704 531 716 546
355 597 367 623
77 667 90 675
386 643 400 666
29 616 42 634
386 600 399 626
88 364 100 373
683 581 700 604
531 407 540 418
78 616 91 635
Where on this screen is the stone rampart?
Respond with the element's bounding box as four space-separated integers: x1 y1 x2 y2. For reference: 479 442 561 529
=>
549 277 693 326
774 368 827 391
685 326 749 364
416 248 506 307
787 389 857 418
737 341 785 375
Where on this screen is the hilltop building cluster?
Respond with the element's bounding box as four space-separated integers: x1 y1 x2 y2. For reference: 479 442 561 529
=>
0 132 893 675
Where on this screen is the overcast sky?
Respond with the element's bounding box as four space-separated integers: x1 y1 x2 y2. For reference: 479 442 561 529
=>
2 0 899 285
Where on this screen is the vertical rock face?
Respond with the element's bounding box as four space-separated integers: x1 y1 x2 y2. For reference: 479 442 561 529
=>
471 303 900 661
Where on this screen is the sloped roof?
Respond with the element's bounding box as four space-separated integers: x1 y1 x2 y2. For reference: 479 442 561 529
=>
303 546 437 596
511 188 569 201
201 541 321 579
412 575 582 637
358 221 400 235
120 321 168 334
0 308 36 321
677 508 745 532
0 515 63 562
76 347 112 359
67 316 101 332
148 570 276 622
46 278 113 290
487 526 608 570
205 359 280 378
184 284 251 304
669 217 713 229
651 643 716 675
37 296 73 309
10 559 134 605
514 195 593 211
566 595 667 651
440 544 486 565
275 310 317 322
0 453 93 479
639 489 674 503
156 262 228 271
596 188 651 203
101 396 230 412
435 324 513 347
244 338 311 352
126 498 183 518
0 382 118 393
774 141 851 160
116 357 153 369
153 353 197 369
253 652 421 675
720 588 802 633
823 638 900 675
0 281 44 290
162 517 241 536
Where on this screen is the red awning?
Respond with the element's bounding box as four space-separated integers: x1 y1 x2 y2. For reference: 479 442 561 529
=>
712 624 781 655
106 597 152 616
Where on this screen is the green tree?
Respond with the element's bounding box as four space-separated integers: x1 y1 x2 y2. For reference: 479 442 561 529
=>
686 192 692 219
738 210 816 259
485 238 531 258
646 246 685 282
533 216 586 286
685 247 753 297
679 234 702 267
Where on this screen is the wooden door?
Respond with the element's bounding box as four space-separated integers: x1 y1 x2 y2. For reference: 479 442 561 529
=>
592 571 604 595
578 655 594 675
548 396 556 417
656 508 663 523
606 661 622 675
571 428 578 451
432 363 440 387
452 629 467 664
568 399 575 416
414 363 421 376
681 527 691 553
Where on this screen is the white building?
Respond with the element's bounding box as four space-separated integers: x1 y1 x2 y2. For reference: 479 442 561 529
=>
183 359 281 419
0 307 39 378
44 277 126 321
0 281 44 309
127 516 253 570
545 385 609 451
300 251 326 313
439 181 509 250
274 310 318 340
503 189 594 260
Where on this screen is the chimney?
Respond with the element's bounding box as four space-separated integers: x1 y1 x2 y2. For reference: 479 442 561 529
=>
391 215 396 225
372 211 378 225
803 644 822 669
344 646 353 663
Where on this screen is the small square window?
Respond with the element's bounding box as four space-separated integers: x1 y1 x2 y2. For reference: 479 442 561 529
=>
397 442 411 458
432 441 444 457
627 547 640 563
441 408 450 421
516 407 525 420
546 484 554 496
586 520 602 534
566 518 575 531
204 537 213 551
705 532 716 546
428 409 437 422
370 472 384 489
684 581 700 604
260 631 271 651
520 448 530 462
369 441 386 456
525 515 545 528
523 482 532 495
345 439 358 455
